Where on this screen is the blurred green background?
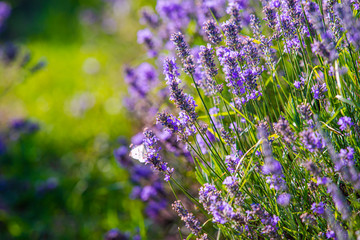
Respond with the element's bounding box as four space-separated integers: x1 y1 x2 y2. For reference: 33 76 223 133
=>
0 0 157 239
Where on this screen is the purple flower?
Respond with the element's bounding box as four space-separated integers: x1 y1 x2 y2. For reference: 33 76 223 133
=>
311 202 325 215
248 204 280 237
223 176 237 186
216 47 245 96
131 132 144 145
294 81 301 89
143 129 174 181
311 40 338 63
305 2 338 62
298 103 312 120
213 201 236 224
266 175 287 191
258 121 285 189
114 146 130 167
163 57 180 82
183 55 195 75
130 165 153 183
317 177 329 185
222 19 240 51
203 20 223 45
229 122 238 131
311 83 327 100
104 229 129 240
145 199 167 219
227 0 246 32
300 129 325 152
140 7 160 29
271 0 281 8
199 183 237 224
241 67 259 91
277 193 291 206
223 176 242 204
333 147 360 188
273 116 295 145
163 58 198 121
262 151 283 175
170 32 195 74
172 200 202 235
137 29 157 57
326 230 336 239
294 73 306 89
197 234 209 240
337 116 353 131
339 147 354 160
351 0 360 10
225 154 241 173
228 0 248 12
10 119 39 134
157 112 180 133
140 185 157 201
334 2 360 49
196 0 226 29
327 183 350 220
336 148 355 171
156 0 190 30
0 2 11 28
124 63 158 100
199 44 218 77
263 6 277 29
130 186 142 199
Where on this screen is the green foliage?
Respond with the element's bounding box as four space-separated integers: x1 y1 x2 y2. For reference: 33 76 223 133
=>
0 0 152 239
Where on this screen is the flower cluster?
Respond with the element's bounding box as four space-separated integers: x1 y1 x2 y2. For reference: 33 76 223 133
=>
143 129 174 181
171 200 202 235
120 0 360 238
163 57 198 121
114 139 169 221
300 129 325 152
199 183 237 224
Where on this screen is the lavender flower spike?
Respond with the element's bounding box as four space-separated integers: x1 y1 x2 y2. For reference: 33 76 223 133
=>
300 129 325 152
171 32 195 74
203 20 223 45
163 57 198 121
222 19 240 50
327 183 351 220
199 44 218 78
273 116 295 145
137 28 157 57
258 122 282 176
337 116 353 131
143 129 174 181
172 200 202 235
277 193 291 206
199 184 236 224
171 32 190 59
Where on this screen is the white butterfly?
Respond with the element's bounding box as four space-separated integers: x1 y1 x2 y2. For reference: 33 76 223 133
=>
129 144 148 163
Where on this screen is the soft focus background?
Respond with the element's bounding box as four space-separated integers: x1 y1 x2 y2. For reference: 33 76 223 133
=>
0 0 158 239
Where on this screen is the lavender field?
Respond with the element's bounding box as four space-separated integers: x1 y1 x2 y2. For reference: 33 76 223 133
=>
1 0 360 239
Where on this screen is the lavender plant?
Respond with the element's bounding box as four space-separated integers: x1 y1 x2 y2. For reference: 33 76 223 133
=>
122 0 360 238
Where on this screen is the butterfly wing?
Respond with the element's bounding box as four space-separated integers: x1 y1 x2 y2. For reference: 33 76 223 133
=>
129 144 147 163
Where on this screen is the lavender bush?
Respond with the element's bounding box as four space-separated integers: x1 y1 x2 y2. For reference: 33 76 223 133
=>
120 0 360 238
